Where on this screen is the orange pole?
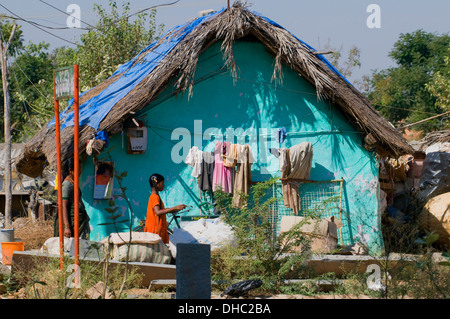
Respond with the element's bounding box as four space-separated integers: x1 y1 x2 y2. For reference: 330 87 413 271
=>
53 70 64 270
73 65 80 271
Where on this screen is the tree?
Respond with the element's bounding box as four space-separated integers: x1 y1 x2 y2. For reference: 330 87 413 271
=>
317 39 362 80
426 47 450 114
365 30 450 132
0 19 54 143
0 19 23 55
8 42 54 142
1 1 163 143
0 21 18 228
55 0 163 91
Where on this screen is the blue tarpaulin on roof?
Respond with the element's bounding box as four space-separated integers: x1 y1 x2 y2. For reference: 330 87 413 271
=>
49 9 224 131
49 7 351 131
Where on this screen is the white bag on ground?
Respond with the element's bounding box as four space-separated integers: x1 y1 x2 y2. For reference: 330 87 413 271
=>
101 232 172 264
41 237 105 260
169 217 235 258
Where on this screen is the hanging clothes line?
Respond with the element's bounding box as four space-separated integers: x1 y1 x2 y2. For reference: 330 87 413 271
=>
143 122 362 137
184 141 319 214
184 141 256 209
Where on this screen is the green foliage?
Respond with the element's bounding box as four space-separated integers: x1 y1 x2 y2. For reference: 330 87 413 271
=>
426 47 450 114
415 230 440 247
317 39 362 81
439 252 450 267
55 0 163 91
97 163 132 234
8 42 54 142
0 20 23 56
10 254 143 299
211 178 318 293
1 1 163 143
328 45 361 80
365 29 450 132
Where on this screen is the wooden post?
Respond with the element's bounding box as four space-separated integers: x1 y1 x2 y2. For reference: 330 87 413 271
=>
397 110 450 130
53 70 64 270
0 24 17 228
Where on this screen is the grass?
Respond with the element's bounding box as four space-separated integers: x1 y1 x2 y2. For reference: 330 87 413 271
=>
2 189 450 299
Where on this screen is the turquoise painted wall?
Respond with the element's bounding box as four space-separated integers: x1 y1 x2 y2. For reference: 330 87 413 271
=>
80 41 383 254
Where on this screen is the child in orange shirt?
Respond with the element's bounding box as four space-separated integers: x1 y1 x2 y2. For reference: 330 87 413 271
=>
144 174 186 244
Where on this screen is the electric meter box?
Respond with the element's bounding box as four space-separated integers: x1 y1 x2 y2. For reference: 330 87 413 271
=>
127 126 147 154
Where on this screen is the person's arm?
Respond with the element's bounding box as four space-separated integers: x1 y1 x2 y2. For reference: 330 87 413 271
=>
154 204 186 216
62 199 71 237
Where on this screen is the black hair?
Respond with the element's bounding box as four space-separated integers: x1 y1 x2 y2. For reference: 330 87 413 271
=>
97 162 112 175
62 158 75 179
149 173 164 189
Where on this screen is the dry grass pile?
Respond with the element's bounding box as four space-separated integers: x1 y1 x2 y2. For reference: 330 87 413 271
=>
13 217 54 250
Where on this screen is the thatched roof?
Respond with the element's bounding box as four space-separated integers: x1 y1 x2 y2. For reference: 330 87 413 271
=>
16 2 413 178
409 130 450 152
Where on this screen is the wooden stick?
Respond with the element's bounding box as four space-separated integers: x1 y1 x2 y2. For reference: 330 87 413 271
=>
397 110 450 130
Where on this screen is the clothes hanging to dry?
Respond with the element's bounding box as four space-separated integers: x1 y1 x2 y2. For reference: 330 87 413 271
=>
213 141 234 193
232 144 255 207
184 146 203 178
223 143 237 168
280 142 313 213
276 127 287 144
185 142 255 205
198 151 215 193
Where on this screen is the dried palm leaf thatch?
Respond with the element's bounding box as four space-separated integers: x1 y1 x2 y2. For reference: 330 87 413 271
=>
16 2 413 178
420 130 450 146
410 130 450 152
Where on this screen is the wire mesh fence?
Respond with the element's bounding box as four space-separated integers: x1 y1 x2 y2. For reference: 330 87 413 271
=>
268 179 346 244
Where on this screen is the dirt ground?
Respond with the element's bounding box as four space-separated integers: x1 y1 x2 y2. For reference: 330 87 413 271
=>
1 217 440 300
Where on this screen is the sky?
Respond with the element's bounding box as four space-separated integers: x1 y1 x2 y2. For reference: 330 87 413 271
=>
1 0 450 85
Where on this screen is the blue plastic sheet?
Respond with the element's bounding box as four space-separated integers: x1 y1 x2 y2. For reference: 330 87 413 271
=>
49 9 223 131
95 130 109 148
49 7 351 131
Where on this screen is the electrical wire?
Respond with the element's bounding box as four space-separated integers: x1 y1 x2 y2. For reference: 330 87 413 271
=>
37 0 182 31
0 3 78 45
1 13 89 30
1 1 185 47
37 0 96 29
12 60 49 99
0 27 32 120
372 104 440 116
3 2 442 126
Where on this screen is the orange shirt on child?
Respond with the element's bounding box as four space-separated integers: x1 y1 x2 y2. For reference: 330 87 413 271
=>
144 193 168 243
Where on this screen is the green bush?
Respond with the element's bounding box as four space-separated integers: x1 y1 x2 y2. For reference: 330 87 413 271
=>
211 178 320 293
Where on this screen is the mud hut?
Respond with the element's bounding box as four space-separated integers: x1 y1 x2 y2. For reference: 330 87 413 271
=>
16 3 413 253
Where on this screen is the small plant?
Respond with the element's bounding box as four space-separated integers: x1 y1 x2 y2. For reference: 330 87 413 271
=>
9 159 144 299
96 159 139 299
10 252 143 299
211 178 319 293
370 228 450 299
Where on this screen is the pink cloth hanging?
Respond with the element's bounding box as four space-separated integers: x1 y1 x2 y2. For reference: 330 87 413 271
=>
213 141 234 193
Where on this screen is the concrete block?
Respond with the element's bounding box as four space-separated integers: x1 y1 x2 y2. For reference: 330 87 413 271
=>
176 243 211 299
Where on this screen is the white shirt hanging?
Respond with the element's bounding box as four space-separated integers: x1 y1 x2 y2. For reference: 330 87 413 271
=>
185 146 203 178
